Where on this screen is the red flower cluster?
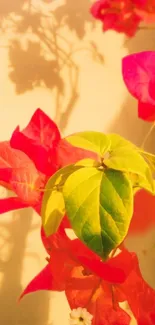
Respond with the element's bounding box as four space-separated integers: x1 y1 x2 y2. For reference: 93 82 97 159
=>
122 51 155 122
21 217 155 325
90 0 155 37
1 108 155 323
0 109 96 215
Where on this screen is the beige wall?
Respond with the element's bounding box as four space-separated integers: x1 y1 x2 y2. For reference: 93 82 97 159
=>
0 1 155 324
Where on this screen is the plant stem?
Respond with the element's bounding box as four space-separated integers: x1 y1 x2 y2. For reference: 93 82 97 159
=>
110 248 117 258
141 122 155 149
111 285 117 310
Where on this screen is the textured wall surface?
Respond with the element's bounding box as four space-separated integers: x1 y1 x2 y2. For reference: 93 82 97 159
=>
0 1 155 324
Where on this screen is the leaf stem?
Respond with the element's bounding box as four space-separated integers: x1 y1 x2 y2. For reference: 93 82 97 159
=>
138 149 155 158
141 122 155 149
110 248 117 258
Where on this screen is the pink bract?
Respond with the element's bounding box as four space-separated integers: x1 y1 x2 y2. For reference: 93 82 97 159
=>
122 51 155 121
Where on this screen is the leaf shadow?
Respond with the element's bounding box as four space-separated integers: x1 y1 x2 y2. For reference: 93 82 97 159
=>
53 0 95 39
0 0 25 19
9 39 64 95
0 0 100 132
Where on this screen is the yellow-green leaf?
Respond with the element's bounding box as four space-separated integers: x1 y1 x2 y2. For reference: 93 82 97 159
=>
66 131 111 156
63 167 133 259
104 134 154 193
41 164 80 236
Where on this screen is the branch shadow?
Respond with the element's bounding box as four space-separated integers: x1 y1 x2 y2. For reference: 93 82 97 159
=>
0 205 51 325
0 2 100 323
0 0 99 132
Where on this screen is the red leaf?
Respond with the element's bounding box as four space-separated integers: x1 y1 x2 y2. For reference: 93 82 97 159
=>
20 240 77 299
66 248 155 324
20 265 53 300
106 249 136 279
41 218 134 285
0 141 31 169
135 1 155 24
41 215 71 254
66 266 131 325
0 197 28 214
50 250 78 290
0 141 43 205
11 166 44 205
120 253 155 324
69 240 130 284
128 189 155 234
10 108 61 175
66 265 100 309
24 221 155 324
89 296 131 325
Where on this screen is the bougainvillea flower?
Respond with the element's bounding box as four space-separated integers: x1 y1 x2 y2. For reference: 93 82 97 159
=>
0 109 97 214
0 197 28 214
135 0 155 23
90 0 142 37
10 109 97 175
122 51 155 121
20 218 155 324
91 0 155 36
127 189 155 234
10 108 61 175
0 141 44 211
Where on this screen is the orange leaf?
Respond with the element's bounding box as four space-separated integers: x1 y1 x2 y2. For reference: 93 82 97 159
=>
0 141 44 206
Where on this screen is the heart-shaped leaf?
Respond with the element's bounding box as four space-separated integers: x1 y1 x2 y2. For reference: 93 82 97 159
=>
66 131 111 157
63 167 133 259
104 134 154 193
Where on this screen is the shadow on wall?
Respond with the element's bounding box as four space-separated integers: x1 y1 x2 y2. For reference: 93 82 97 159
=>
0 2 100 325
53 0 94 39
0 205 51 325
0 0 101 132
109 28 155 153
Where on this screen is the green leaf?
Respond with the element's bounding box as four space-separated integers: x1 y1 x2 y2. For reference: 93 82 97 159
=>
63 167 133 259
41 164 80 236
65 131 111 156
104 134 154 193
